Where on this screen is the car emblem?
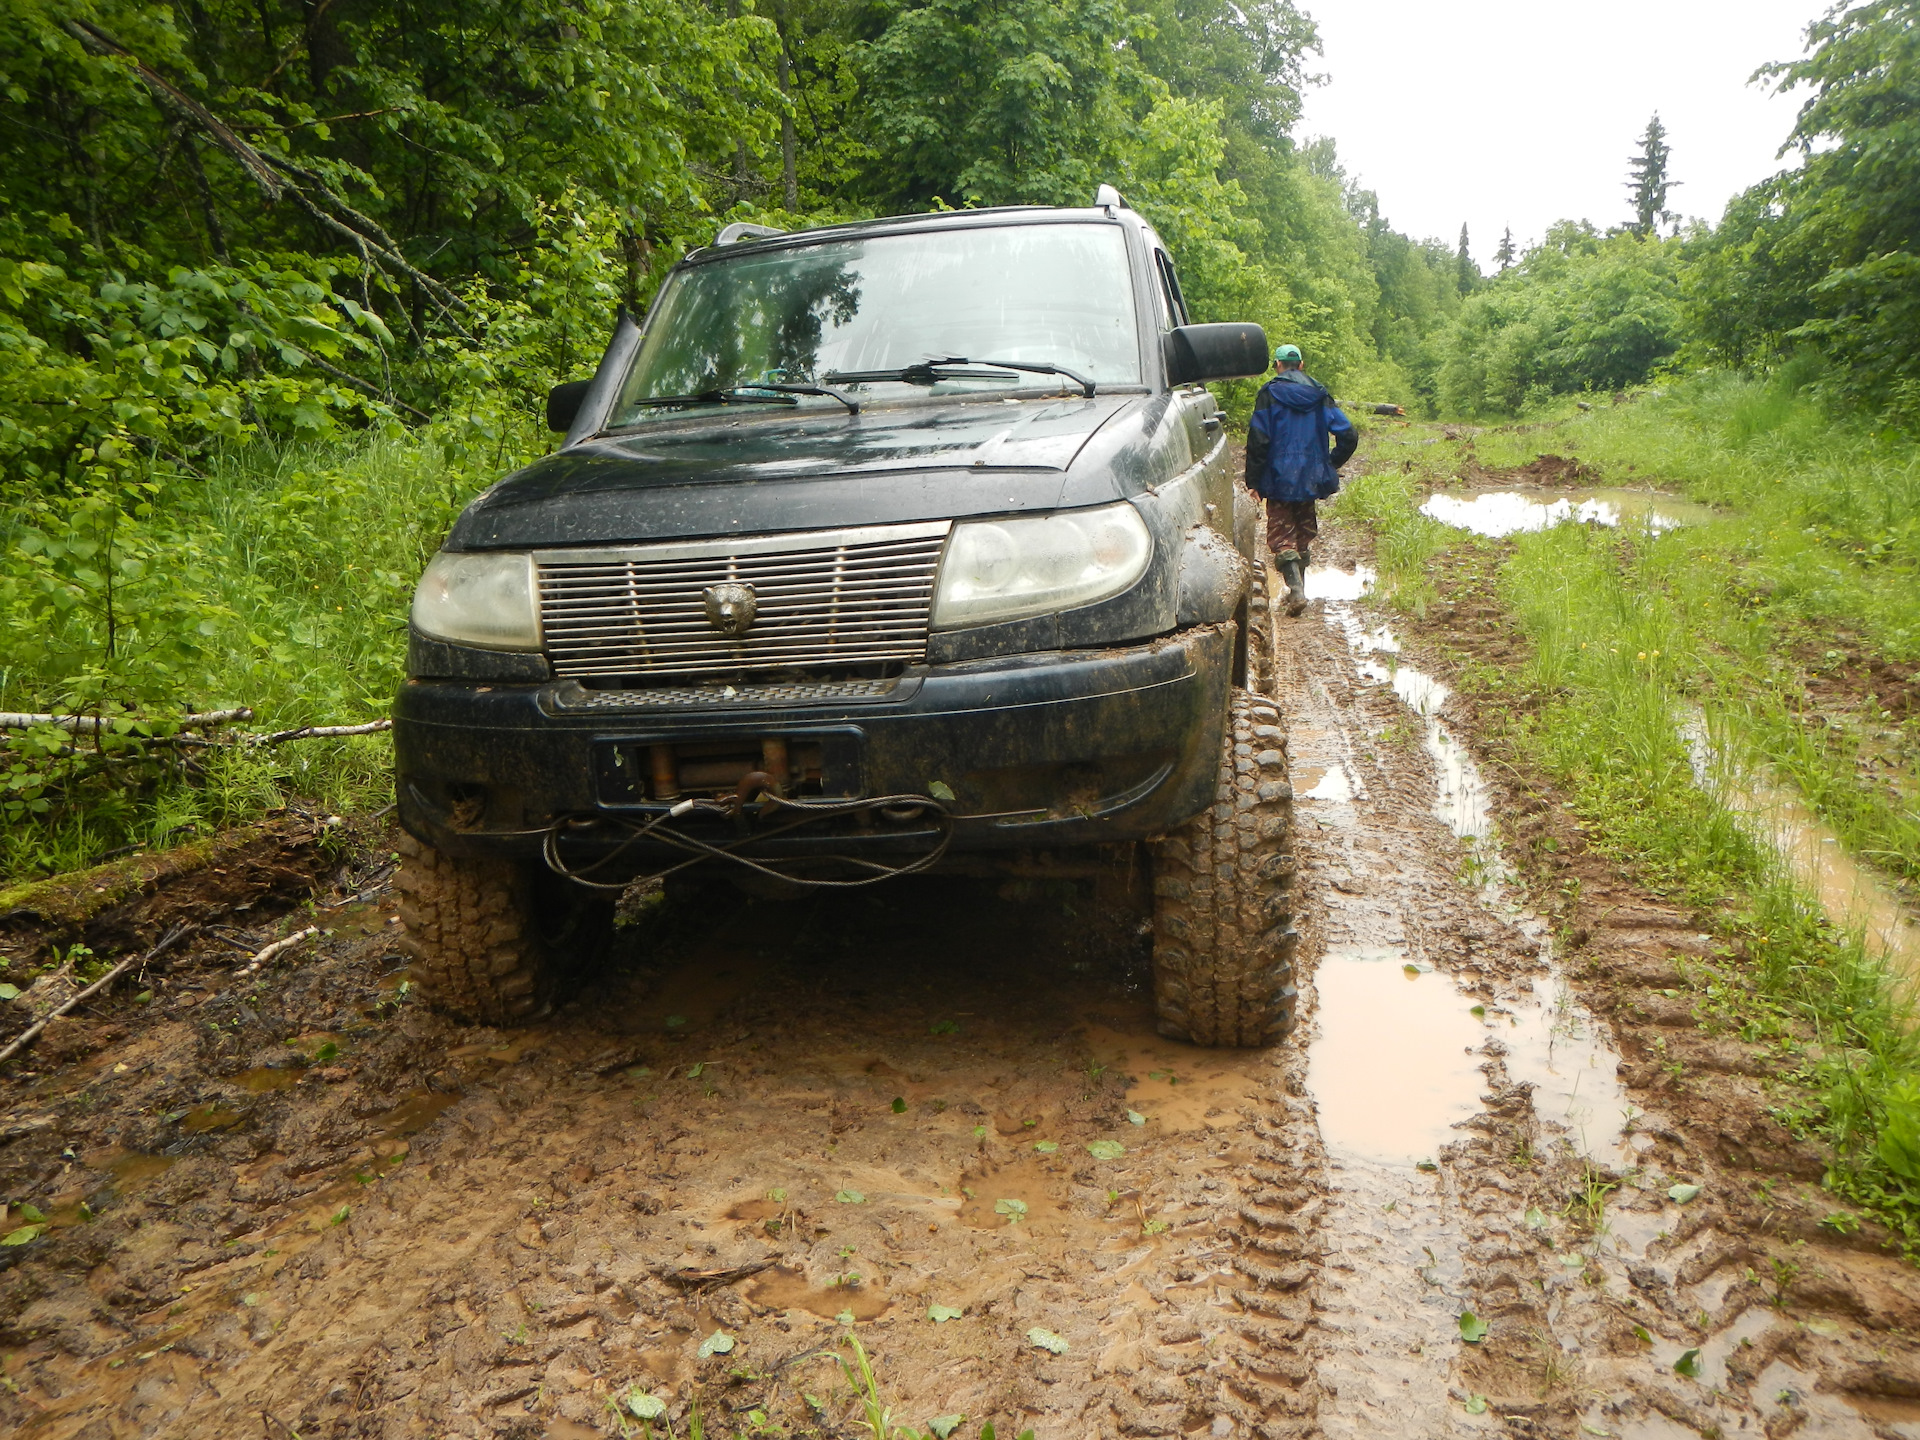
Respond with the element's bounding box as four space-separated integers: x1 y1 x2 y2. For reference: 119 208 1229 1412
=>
702 581 757 638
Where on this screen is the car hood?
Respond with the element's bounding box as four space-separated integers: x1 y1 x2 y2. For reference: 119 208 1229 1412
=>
446 393 1149 549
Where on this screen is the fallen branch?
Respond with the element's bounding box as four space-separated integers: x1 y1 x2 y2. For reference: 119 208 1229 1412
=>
234 925 318 977
261 720 393 745
0 924 194 1065
0 708 252 735
656 1257 778 1290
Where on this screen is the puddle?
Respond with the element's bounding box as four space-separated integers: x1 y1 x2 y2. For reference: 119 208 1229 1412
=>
957 1154 1069 1231
1419 487 1716 538
365 1088 463 1137
235 1066 301 1093
1684 712 1920 979
1497 974 1629 1165
1307 947 1486 1167
180 1102 247 1133
746 1264 892 1321
1299 765 1354 803
1082 1024 1267 1132
1304 561 1377 601
92 1148 178 1191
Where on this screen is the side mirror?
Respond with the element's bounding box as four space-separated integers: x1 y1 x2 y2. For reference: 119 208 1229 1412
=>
546 379 593 433
1163 323 1270 386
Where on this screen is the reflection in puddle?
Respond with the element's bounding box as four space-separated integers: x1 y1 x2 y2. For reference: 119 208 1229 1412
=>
1499 974 1628 1164
1304 562 1376 601
1300 765 1354 803
1683 713 1920 979
1420 488 1716 538
1308 948 1485 1167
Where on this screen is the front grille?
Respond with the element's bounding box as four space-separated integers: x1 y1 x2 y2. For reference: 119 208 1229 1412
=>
534 522 950 681
550 677 902 709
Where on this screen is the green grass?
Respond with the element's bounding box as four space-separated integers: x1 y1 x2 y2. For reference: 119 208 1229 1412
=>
0 421 539 877
1333 396 1920 1247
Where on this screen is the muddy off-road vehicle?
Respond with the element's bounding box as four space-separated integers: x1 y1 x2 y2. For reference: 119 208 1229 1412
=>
393 186 1300 1046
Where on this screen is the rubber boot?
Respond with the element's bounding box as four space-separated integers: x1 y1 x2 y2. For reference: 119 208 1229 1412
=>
1299 543 1312 570
1277 552 1308 617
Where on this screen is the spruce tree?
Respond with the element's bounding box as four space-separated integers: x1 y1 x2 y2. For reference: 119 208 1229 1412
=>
1456 223 1477 295
1626 114 1679 237
1494 226 1516 272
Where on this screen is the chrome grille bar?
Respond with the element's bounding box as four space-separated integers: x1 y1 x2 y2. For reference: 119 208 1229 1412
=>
535 522 950 680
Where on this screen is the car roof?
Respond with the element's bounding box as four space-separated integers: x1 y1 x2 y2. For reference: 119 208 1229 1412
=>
680 205 1143 268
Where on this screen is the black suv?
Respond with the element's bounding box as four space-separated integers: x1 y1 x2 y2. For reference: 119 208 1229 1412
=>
393 188 1300 1047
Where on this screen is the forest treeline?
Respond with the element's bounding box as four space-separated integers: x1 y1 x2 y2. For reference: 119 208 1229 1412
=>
0 0 1915 869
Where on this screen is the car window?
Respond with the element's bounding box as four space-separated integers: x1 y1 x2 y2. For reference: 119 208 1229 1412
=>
1155 250 1190 328
609 223 1141 425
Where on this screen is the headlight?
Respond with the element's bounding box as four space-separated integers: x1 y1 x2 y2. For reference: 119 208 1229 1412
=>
410 551 542 651
931 503 1151 630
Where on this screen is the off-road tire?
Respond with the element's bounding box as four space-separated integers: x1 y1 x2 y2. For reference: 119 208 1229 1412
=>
1247 561 1275 696
1149 690 1299 1046
394 833 552 1025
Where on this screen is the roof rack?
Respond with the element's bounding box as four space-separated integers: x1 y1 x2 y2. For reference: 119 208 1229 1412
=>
714 222 787 245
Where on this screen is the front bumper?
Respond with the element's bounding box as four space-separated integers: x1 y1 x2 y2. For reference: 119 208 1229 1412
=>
393 623 1232 871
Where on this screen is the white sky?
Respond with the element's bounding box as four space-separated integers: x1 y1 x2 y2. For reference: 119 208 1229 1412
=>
1297 0 1823 266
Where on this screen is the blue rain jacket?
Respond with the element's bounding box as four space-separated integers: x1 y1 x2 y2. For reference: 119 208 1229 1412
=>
1244 371 1354 503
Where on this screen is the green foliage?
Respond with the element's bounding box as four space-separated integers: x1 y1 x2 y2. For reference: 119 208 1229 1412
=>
1437 226 1686 414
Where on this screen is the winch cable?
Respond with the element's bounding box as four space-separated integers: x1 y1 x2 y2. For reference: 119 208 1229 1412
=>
540 790 954 893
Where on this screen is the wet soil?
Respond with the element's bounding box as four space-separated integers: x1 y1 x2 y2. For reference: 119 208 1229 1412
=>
4 526 1920 1438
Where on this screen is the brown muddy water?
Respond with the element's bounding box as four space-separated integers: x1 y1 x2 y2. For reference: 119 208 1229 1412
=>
1683 711 1920 980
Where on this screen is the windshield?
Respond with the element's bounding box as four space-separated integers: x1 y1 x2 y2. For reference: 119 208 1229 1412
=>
608 223 1140 425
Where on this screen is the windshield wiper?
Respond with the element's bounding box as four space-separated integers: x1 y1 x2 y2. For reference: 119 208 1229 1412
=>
625 382 860 415
824 355 1096 399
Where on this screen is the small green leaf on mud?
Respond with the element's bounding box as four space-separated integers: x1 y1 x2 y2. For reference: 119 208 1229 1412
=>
698 1331 735 1358
0 983 21 1000
929 1019 959 1035
3 1225 48 1246
1027 1327 1069 1354
666 1014 687 1029
134 989 152 1005
767 1188 787 1202
687 1062 706 1079
994 1198 1028 1223
1667 1183 1701 1205
241 1293 258 1307
1403 963 1421 975
1632 1325 1653 1345
330 1206 350 1226
835 1309 856 1325
928 1415 965 1438
1469 1005 1486 1019
1086 1140 1125 1160
626 1066 653 1079
1033 1141 1058 1154
892 1097 908 1113
1464 1394 1488 1415
17 1205 45 1223
1674 1347 1702 1379
1416 1160 1439 1173
626 1390 668 1420
1524 1206 1548 1229
1457 1312 1489 1344
312 1041 339 1063
928 781 956 801
928 1304 963 1323
1127 1110 1146 1126
973 1125 987 1139
835 1189 867 1204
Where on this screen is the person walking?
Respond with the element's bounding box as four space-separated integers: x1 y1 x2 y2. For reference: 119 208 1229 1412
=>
1244 344 1356 616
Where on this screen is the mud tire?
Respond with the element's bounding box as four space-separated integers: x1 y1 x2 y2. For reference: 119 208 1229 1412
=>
394 833 552 1025
1149 689 1299 1046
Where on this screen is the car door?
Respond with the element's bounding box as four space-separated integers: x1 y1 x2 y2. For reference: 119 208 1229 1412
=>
1152 246 1232 521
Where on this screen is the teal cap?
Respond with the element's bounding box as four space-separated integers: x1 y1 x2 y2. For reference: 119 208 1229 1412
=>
1274 343 1302 364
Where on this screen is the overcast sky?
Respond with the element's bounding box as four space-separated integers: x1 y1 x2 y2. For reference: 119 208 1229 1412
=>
1297 0 1825 266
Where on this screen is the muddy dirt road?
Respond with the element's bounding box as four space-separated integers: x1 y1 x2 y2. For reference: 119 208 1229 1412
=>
6 531 1920 1440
